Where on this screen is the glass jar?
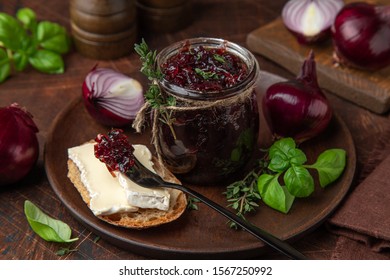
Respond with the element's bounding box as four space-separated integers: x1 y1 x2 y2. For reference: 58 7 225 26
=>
155 38 260 185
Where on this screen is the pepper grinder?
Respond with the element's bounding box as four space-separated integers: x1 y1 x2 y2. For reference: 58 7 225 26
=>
70 0 137 60
136 0 193 33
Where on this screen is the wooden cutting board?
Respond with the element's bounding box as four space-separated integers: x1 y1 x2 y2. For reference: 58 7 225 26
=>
246 0 390 114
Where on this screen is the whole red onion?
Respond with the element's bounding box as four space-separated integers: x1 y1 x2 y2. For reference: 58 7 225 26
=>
0 103 39 186
331 2 390 70
82 67 144 127
262 51 332 143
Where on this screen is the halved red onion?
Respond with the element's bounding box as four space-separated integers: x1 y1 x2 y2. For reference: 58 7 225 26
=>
82 67 144 127
282 0 344 44
331 2 390 70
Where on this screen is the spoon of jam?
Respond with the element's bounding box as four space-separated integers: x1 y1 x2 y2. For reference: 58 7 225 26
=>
94 129 308 260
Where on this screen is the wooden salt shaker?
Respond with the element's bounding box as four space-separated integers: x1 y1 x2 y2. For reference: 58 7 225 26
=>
136 0 193 33
70 0 137 60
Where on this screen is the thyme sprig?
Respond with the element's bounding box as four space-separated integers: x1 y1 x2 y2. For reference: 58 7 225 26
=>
56 247 78 256
187 196 201 211
134 39 177 138
134 38 163 81
224 156 268 229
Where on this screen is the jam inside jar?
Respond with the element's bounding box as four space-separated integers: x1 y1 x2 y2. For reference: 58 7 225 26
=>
156 38 260 185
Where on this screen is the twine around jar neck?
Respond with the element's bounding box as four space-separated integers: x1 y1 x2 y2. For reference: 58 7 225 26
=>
132 85 255 178
133 85 254 133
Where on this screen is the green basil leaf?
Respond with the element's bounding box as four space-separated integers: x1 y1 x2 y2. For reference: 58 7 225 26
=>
0 48 10 83
267 137 298 172
24 200 78 243
36 21 70 54
268 138 306 172
308 149 346 187
17 34 35 52
11 35 34 72
287 148 307 166
268 137 296 159
258 174 295 214
13 51 29 71
29 49 64 73
0 13 27 51
16 8 37 31
284 166 314 197
268 155 290 172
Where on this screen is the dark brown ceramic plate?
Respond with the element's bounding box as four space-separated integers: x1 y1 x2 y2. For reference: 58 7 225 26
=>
44 71 356 259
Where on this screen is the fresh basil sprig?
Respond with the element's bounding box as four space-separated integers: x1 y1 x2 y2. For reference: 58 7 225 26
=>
24 200 78 243
0 8 71 83
257 138 346 213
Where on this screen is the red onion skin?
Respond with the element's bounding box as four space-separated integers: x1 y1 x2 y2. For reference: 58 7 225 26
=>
262 52 332 143
0 104 39 186
331 3 390 70
82 81 132 127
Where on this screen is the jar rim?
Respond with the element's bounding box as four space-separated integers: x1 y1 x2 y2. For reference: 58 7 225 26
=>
156 37 260 101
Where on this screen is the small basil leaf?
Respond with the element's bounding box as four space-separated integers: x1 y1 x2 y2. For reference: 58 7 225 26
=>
16 8 37 31
36 21 70 54
288 148 307 166
284 166 314 197
24 200 78 243
0 13 27 51
0 48 11 82
17 34 35 52
258 174 295 214
268 154 290 172
267 137 298 172
29 49 64 74
13 51 29 71
268 137 296 159
308 149 346 187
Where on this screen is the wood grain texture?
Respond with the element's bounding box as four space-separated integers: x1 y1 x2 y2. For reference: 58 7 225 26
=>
246 16 390 114
1 0 390 260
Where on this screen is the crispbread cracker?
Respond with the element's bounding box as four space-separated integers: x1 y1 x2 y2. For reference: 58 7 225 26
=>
67 143 187 229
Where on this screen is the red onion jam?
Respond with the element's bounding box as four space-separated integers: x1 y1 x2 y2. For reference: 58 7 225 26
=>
156 38 260 185
94 129 135 174
161 43 249 92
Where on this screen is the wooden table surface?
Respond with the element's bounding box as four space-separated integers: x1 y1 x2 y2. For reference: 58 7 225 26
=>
0 0 389 260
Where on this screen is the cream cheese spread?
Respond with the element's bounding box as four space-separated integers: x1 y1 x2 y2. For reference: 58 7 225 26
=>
68 142 171 216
